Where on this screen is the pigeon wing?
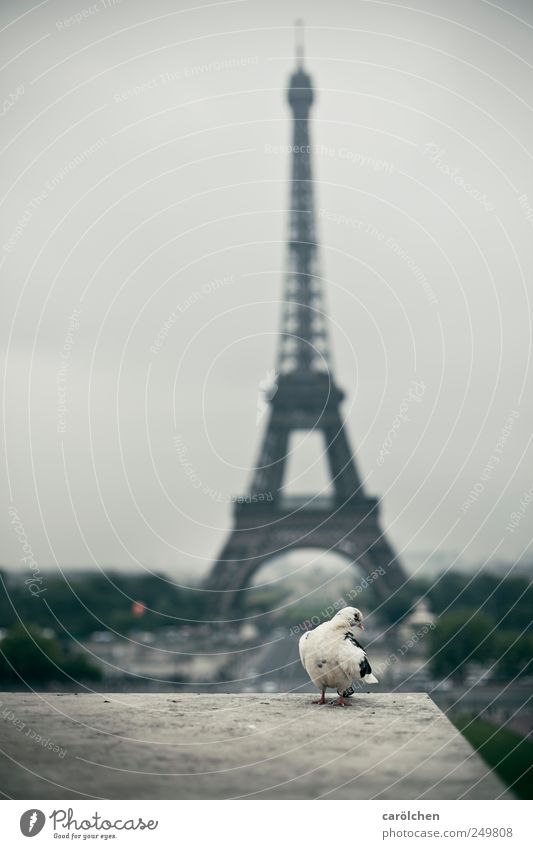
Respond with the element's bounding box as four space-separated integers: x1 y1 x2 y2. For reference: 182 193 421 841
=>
338 631 378 685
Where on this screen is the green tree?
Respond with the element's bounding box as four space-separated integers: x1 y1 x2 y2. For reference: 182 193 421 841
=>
492 632 533 681
428 609 495 682
0 624 101 684
375 587 420 626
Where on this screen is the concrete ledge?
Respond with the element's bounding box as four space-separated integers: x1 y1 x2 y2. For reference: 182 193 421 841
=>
0 693 510 799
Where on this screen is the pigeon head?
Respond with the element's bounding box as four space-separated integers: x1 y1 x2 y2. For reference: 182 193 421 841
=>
335 606 365 630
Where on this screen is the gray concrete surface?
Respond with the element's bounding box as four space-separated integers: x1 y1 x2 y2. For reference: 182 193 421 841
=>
0 693 510 799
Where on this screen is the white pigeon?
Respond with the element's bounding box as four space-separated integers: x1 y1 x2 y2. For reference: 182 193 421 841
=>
299 606 378 706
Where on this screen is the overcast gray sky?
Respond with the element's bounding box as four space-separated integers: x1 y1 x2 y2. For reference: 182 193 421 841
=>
1 0 532 584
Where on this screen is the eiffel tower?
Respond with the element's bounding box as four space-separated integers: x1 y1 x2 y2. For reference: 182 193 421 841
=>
205 25 407 617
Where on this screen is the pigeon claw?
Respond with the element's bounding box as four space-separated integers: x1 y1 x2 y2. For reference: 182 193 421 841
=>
333 695 351 707
312 691 327 705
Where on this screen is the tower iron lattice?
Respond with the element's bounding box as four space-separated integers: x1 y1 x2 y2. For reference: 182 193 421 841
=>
205 27 407 617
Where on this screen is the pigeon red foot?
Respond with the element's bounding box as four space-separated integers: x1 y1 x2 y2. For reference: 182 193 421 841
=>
312 691 326 704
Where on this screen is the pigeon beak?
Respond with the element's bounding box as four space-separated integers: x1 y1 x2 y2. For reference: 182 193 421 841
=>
358 622 365 630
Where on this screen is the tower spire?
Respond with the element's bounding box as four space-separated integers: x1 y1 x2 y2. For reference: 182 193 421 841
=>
295 18 305 68
278 27 331 374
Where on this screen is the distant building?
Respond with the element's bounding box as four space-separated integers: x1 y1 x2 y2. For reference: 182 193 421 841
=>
399 598 435 648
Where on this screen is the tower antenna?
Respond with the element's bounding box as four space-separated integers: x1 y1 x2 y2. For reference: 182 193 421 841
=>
295 18 305 68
